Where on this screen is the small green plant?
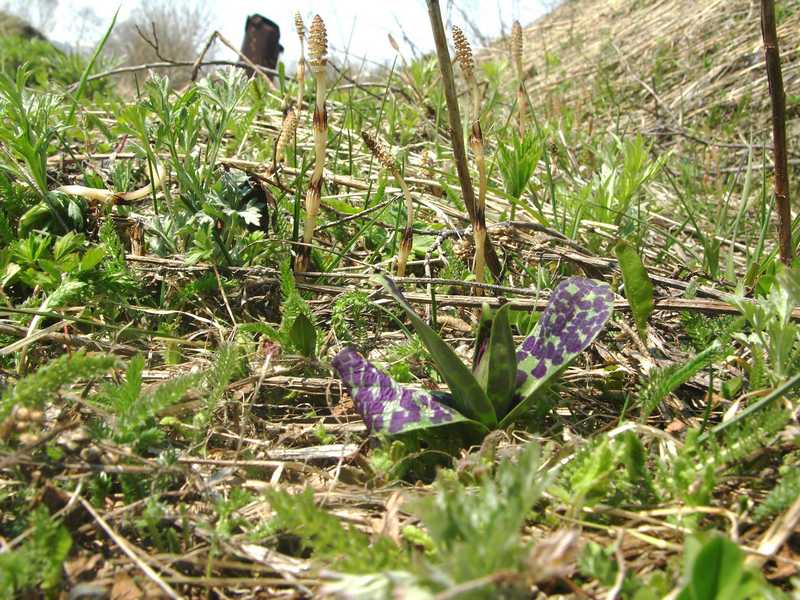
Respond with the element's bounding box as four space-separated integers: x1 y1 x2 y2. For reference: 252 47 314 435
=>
676 533 781 600
92 354 202 451
0 506 72 597
497 130 543 220
240 260 318 357
332 275 612 439
729 266 800 384
265 487 409 573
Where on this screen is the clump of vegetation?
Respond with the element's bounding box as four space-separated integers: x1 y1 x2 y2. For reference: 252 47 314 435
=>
333 275 612 439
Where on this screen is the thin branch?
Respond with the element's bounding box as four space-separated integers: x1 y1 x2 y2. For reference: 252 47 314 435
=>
760 0 793 263
80 497 184 600
71 60 280 91
425 0 502 279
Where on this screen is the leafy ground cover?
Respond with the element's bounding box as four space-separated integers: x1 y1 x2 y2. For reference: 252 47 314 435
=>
1 2 800 597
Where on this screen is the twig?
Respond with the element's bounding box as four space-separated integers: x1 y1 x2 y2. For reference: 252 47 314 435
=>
73 60 280 90
425 0 502 279
760 0 793 263
79 497 184 600
190 30 220 81
208 30 278 91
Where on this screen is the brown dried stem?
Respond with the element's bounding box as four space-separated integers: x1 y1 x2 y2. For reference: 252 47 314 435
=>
362 131 415 276
760 0 793 264
426 0 501 280
454 25 488 289
295 15 328 274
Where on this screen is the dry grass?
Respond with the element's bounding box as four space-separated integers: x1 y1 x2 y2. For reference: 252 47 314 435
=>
488 0 800 144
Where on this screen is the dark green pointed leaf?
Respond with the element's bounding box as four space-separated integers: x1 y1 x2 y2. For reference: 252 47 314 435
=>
374 274 497 427
472 303 493 376
486 303 517 418
289 313 316 358
614 240 653 343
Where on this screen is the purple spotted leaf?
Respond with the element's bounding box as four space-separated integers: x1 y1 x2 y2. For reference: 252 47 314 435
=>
332 347 470 435
500 277 613 427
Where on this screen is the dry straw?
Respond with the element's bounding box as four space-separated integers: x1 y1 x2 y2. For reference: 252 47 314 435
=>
452 25 488 289
362 130 415 276
295 14 328 274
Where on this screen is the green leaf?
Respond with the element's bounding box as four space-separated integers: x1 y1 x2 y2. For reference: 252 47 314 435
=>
485 303 517 417
683 535 750 600
615 240 653 342
472 303 494 386
79 245 106 272
289 313 317 358
375 274 497 427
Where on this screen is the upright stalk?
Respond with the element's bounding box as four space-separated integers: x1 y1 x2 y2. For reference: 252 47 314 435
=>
295 15 328 274
453 25 487 289
511 20 528 136
294 12 306 113
362 131 415 276
760 0 792 264
426 0 502 280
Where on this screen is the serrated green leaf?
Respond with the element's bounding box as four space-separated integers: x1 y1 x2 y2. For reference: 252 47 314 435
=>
375 274 497 427
614 240 653 342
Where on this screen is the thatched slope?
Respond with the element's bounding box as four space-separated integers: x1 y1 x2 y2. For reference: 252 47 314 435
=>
488 0 800 141
0 10 46 40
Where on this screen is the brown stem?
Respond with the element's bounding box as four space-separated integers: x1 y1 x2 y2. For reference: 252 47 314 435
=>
516 84 528 137
426 0 502 279
761 0 793 264
395 175 415 277
295 66 328 274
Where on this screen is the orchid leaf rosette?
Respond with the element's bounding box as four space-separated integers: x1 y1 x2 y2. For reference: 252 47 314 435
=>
332 275 613 437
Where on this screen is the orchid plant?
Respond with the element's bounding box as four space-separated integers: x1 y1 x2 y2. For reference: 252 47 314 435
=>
332 276 614 438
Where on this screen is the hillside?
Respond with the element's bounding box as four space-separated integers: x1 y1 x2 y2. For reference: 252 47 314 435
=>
492 0 800 157
0 2 799 598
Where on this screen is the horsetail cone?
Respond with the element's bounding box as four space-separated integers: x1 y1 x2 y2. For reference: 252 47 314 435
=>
511 20 523 77
452 25 475 82
452 25 487 289
361 130 395 171
308 15 328 70
294 11 305 39
275 107 298 163
361 130 415 277
295 14 329 274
